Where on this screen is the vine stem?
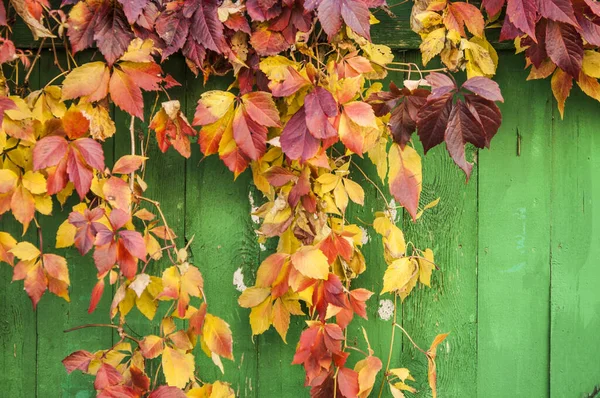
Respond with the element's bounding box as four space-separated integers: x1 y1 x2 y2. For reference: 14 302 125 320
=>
64 323 119 333
136 196 178 251
394 323 427 355
24 38 46 84
129 116 135 193
377 293 398 398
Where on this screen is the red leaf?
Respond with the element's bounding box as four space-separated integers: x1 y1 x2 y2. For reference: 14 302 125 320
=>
155 8 190 58
444 100 486 179
317 0 342 38
33 136 68 170
116 0 147 24
341 0 371 40
232 107 265 161
482 0 506 16
119 230 147 261
93 5 133 65
94 363 123 390
506 0 538 40
250 26 290 55
88 278 105 313
263 166 296 186
148 386 186 398
537 0 578 26
62 350 95 374
337 367 360 398
119 62 164 91
546 20 583 77
281 107 320 161
416 93 453 153
388 144 422 221
444 2 485 37
464 94 502 146
305 87 339 139
66 150 93 199
242 92 281 127
425 72 457 98
24 263 47 309
109 68 144 120
187 0 226 53
71 138 105 171
575 9 600 46
461 76 504 102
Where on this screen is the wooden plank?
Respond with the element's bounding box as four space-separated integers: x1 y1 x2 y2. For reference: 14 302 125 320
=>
184 73 260 396
396 51 478 397
477 52 552 397
549 86 600 397
34 51 115 397
0 57 39 398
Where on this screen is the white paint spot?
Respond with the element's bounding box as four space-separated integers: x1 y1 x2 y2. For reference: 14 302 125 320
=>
359 226 369 245
445 340 451 354
259 243 267 251
248 191 260 224
233 267 247 292
378 299 395 321
388 199 398 223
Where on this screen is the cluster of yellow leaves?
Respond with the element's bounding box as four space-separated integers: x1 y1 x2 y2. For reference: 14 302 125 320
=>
412 0 498 78
374 213 436 300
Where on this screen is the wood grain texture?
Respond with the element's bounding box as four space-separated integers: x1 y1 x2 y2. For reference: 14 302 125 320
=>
0 57 39 398
184 73 261 396
33 51 115 398
549 85 600 398
477 52 552 398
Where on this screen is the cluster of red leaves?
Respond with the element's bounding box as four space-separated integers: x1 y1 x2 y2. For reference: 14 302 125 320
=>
485 0 600 116
369 73 504 178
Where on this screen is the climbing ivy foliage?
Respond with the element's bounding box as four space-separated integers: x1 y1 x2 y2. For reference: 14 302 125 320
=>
2 0 591 396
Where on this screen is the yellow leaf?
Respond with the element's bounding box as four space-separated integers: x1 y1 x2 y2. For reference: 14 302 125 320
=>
78 103 116 140
582 50 600 78
162 346 195 388
249 296 272 336
10 241 40 261
463 37 497 78
120 38 155 63
427 332 449 398
316 173 340 193
381 258 417 295
34 195 53 215
418 248 435 286
136 290 158 320
420 27 446 66
238 287 271 308
259 55 299 80
0 169 18 194
203 314 234 360
271 298 290 342
333 181 349 212
367 137 388 182
20 171 44 195
197 91 236 122
139 335 164 359
290 246 330 279
343 178 365 205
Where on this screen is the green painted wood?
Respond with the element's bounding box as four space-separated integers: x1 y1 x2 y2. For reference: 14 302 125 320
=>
184 73 261 396
0 58 39 398
549 88 600 398
34 52 115 397
478 52 552 397
396 52 479 398
2 47 600 398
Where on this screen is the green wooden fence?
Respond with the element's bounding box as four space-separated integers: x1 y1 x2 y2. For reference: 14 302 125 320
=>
1 6 600 397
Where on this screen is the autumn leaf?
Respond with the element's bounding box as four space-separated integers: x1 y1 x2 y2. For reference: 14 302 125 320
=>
162 346 194 388
202 313 234 360
388 144 422 221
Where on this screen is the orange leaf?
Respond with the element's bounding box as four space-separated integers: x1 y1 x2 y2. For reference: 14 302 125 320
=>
109 67 144 120
202 313 234 360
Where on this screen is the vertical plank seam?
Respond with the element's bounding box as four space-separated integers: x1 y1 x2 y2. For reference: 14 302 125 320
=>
34 55 40 398
548 88 555 398
475 147 480 398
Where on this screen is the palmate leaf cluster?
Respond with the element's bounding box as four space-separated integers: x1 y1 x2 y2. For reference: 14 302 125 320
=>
0 0 588 396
